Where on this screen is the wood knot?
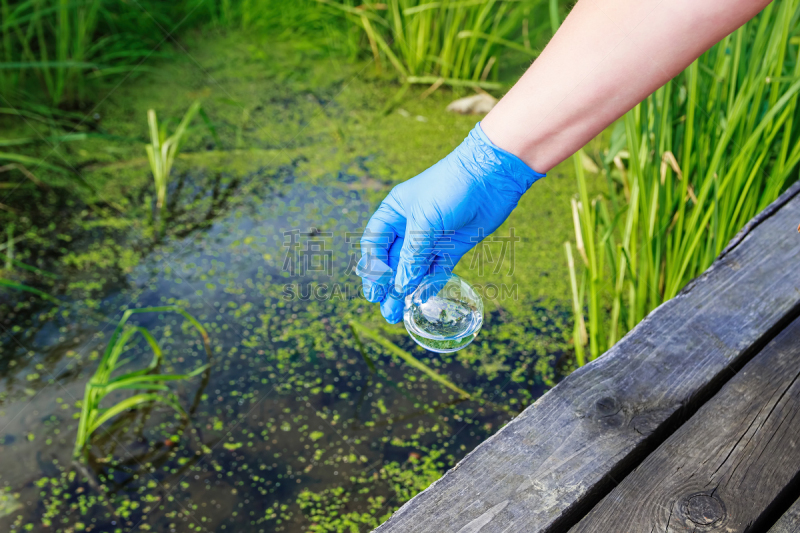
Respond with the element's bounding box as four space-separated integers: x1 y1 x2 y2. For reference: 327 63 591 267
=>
594 396 620 417
683 493 725 526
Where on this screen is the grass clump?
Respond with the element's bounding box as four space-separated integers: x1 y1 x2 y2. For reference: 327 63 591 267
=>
73 306 211 461
0 0 179 107
0 0 105 107
567 0 800 363
145 100 207 219
318 0 544 89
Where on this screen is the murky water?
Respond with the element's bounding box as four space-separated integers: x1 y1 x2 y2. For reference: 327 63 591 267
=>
0 65 581 533
0 152 574 533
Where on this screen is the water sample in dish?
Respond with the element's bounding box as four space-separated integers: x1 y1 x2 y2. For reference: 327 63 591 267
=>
403 273 483 353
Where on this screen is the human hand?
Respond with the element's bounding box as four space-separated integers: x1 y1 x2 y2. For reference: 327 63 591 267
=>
358 123 544 323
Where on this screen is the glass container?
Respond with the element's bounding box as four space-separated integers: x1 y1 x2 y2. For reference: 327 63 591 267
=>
403 273 483 353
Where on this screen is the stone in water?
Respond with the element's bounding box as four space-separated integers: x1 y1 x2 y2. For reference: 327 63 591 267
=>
404 273 483 353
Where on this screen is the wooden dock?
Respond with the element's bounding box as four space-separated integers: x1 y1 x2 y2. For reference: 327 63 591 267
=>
375 181 800 533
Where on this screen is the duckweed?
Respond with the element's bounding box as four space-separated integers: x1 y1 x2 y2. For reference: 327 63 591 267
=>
0 31 579 533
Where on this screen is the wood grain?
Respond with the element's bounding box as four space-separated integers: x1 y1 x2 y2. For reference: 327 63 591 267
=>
769 497 800 533
571 317 800 532
374 183 800 533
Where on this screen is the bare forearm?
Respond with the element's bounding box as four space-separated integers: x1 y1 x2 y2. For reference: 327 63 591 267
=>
481 0 772 173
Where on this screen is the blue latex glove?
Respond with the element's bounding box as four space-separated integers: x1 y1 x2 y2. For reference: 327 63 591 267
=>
358 123 545 323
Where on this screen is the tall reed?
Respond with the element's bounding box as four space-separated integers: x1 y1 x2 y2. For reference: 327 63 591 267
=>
0 0 168 106
318 0 542 89
567 0 800 362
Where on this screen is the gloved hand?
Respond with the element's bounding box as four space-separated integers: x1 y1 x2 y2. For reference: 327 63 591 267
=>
358 123 545 323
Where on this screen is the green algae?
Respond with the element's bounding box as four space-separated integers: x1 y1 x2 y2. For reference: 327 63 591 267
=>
408 330 476 353
0 29 586 533
0 491 21 519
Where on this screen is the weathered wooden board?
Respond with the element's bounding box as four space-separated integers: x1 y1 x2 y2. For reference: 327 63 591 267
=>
769 497 800 533
374 181 800 533
570 316 800 532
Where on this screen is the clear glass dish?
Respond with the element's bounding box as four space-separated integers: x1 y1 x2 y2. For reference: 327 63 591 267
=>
403 273 483 353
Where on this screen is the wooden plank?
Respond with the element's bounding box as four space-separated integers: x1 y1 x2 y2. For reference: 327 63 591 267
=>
769 496 800 533
374 181 800 533
570 316 800 532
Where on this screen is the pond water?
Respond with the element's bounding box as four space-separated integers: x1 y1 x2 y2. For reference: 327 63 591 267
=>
0 34 579 532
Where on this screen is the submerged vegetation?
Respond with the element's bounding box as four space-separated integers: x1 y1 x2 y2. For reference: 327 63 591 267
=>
567 0 800 362
351 321 471 398
0 222 59 301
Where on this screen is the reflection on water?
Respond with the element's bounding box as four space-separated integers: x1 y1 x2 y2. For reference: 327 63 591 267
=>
0 158 570 532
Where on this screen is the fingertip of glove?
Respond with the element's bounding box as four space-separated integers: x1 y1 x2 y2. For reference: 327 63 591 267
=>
384 313 403 325
381 307 404 324
361 279 386 303
380 294 404 324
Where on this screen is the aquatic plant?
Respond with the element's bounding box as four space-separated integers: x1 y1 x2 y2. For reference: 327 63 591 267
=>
288 448 447 530
567 0 800 361
317 0 542 90
0 0 180 107
204 0 353 44
0 0 104 106
73 306 211 460
0 222 61 301
350 321 470 398
145 101 203 217
0 123 94 197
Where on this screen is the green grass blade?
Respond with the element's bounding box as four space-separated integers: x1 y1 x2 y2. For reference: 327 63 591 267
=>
0 278 59 302
349 323 376 373
88 393 183 435
350 322 470 398
549 0 560 35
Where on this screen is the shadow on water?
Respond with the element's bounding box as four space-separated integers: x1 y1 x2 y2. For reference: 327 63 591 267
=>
0 154 572 532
